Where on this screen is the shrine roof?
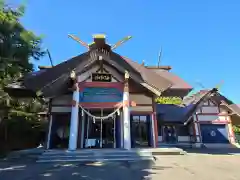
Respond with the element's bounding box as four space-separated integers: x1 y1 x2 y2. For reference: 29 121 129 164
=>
6 51 173 98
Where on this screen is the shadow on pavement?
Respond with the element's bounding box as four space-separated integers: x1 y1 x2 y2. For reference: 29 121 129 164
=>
0 159 171 180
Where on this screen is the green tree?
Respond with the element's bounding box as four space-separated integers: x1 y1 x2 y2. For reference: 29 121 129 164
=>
0 0 47 152
0 0 45 116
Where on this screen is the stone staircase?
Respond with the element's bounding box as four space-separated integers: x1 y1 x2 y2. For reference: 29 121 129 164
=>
37 149 154 163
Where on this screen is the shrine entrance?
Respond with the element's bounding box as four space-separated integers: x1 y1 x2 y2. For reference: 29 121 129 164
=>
83 108 122 149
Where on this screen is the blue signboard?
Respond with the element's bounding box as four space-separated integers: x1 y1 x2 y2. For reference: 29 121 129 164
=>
79 87 123 103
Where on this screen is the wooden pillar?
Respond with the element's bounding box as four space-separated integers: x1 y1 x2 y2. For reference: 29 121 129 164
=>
46 115 53 149
68 75 80 151
123 71 131 150
45 99 53 149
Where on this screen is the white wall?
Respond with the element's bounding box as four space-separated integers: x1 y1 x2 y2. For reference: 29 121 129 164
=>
196 100 229 122
201 106 219 114
178 136 190 142
197 115 220 121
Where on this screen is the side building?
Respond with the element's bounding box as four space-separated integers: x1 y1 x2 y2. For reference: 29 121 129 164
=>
156 90 240 148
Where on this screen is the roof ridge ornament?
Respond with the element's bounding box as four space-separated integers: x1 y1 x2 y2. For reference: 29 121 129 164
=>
68 34 89 50
93 34 106 39
111 36 132 50
68 34 132 51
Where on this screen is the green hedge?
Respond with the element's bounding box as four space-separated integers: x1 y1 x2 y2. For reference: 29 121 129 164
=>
233 125 240 133
233 125 240 143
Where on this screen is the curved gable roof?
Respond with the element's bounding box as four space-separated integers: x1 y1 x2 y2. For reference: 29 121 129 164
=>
16 51 172 98
122 57 172 92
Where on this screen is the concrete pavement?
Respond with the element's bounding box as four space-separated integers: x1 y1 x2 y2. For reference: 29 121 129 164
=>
151 154 240 180
1 154 240 179
0 160 154 180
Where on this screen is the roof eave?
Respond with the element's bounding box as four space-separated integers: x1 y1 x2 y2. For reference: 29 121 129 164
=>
4 86 38 98
140 83 162 96
101 58 170 96
220 101 240 117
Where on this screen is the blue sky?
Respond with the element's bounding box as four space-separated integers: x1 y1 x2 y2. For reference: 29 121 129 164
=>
10 0 240 103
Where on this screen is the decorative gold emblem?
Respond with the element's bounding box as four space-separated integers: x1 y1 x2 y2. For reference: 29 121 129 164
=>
92 73 111 82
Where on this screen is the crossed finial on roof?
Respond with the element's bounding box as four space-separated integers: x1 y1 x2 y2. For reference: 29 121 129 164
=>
68 34 132 51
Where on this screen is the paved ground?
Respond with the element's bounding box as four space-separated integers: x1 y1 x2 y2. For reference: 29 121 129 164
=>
151 154 240 180
1 154 240 180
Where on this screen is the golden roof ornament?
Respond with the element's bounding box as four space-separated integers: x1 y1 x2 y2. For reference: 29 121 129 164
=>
125 70 130 79
68 33 132 51
70 70 76 79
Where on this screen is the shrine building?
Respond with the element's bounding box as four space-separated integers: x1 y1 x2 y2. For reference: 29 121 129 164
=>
5 34 240 150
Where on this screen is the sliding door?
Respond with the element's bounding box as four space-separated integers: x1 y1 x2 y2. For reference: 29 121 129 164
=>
130 115 152 148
